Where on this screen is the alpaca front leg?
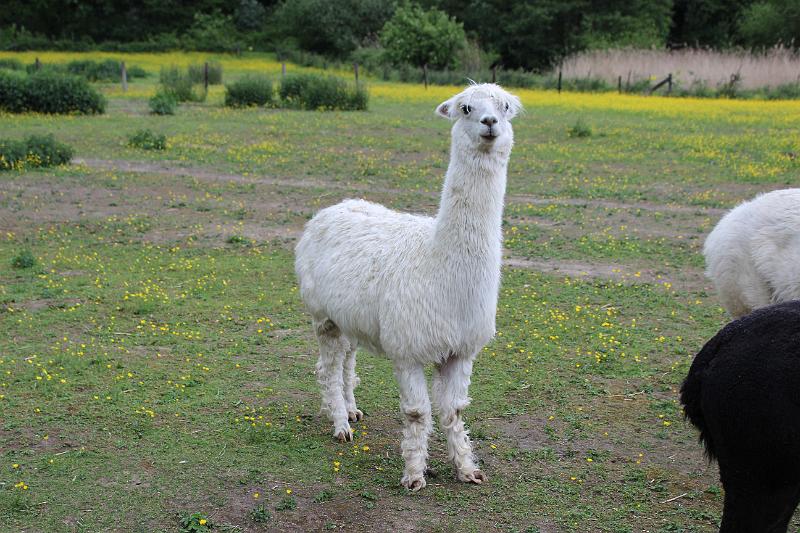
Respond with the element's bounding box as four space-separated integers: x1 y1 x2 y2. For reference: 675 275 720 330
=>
314 319 352 442
394 363 433 491
342 341 363 423
433 354 486 484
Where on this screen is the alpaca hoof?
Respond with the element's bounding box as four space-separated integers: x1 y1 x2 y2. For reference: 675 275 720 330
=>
401 474 427 492
458 469 487 485
348 409 363 422
333 426 353 443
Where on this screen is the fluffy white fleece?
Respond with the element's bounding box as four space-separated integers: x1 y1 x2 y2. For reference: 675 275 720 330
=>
704 188 800 318
295 83 521 491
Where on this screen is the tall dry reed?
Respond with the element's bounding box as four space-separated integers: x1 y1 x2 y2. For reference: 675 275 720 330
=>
560 47 800 89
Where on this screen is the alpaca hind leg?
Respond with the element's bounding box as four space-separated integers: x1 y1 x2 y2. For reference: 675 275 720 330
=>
314 318 352 442
342 339 362 422
394 363 432 491
433 354 486 484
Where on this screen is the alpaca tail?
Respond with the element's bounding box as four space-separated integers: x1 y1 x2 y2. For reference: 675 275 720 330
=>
680 329 728 462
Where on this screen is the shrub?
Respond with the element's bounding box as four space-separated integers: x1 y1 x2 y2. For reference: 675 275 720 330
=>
128 129 167 151
149 92 177 115
0 138 25 169
0 58 23 70
127 65 148 79
567 119 592 138
225 75 273 107
279 73 367 111
159 66 205 102
0 134 73 171
66 59 133 81
0 69 27 112
24 134 75 165
22 71 106 114
0 134 73 170
11 250 36 269
188 62 223 85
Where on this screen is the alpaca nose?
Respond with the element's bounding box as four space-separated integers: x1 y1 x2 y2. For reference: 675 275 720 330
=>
481 115 498 126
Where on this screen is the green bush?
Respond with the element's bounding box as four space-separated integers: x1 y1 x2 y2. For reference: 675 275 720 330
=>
188 62 223 85
11 250 36 269
26 71 106 113
568 119 592 138
1 71 105 114
149 91 177 115
225 75 273 107
0 134 73 171
0 69 27 112
279 73 367 110
65 59 146 82
0 58 23 70
128 129 167 150
159 66 205 102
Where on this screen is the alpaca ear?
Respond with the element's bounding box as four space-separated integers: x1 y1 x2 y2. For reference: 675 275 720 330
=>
435 98 457 119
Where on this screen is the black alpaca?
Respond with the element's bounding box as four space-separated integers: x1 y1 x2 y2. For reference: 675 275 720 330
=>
681 301 800 532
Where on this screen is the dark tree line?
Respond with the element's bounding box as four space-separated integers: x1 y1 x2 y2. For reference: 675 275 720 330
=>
2 0 798 70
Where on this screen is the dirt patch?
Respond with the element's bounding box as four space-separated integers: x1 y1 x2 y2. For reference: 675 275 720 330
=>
504 255 709 290
507 194 727 216
5 298 83 313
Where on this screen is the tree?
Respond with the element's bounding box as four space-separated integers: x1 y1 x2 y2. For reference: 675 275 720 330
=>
738 0 800 47
669 0 754 47
235 0 267 32
273 0 395 57
380 2 466 69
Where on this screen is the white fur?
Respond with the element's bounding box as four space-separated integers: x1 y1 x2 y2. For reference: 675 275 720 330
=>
704 188 800 318
295 84 521 491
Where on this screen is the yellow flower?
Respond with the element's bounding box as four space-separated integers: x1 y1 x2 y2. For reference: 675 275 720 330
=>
286 489 292 495
199 519 207 525
253 492 259 499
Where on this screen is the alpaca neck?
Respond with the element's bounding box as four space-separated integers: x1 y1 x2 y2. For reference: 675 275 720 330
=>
432 146 509 260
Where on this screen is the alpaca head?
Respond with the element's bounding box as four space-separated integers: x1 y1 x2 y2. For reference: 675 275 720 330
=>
436 83 522 154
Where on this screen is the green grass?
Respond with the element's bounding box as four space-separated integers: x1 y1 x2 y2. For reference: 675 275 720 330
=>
1 52 800 532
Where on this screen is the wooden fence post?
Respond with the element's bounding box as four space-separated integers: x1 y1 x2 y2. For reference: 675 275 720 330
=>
354 62 359 86
204 62 209 92
667 73 672 94
557 70 562 94
423 63 428 89
281 61 286 77
618 75 622 94
121 61 127 92
648 74 673 95
35 57 41 71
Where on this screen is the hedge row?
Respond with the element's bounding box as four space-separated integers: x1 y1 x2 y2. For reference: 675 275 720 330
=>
0 70 105 114
225 73 367 111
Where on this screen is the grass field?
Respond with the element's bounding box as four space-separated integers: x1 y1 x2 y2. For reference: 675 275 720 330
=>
1 52 800 532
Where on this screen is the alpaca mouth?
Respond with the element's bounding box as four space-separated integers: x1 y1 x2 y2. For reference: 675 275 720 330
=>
480 133 497 141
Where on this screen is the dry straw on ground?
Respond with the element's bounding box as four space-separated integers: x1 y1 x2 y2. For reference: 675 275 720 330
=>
561 47 800 90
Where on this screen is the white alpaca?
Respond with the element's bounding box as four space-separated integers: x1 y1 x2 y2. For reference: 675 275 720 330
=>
704 188 800 318
295 83 521 491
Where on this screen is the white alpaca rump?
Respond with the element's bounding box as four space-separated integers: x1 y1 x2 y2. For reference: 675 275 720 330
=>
704 188 800 318
295 83 521 490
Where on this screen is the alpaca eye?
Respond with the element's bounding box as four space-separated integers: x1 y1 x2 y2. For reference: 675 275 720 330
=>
460 104 471 115
504 102 510 112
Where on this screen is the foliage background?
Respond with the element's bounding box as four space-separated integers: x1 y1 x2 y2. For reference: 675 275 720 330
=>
2 0 800 71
